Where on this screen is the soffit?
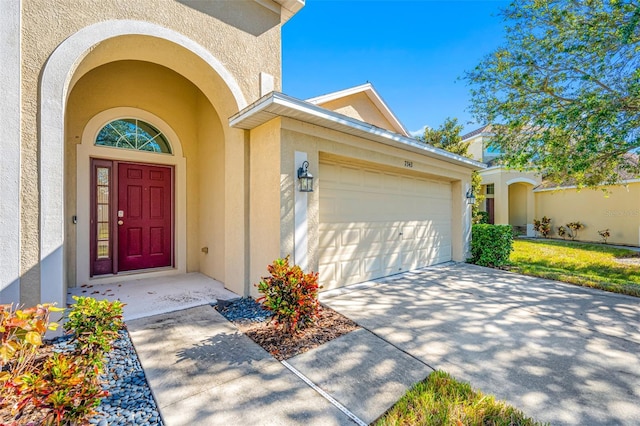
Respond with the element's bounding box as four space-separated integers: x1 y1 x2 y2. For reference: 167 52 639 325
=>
255 0 305 23
230 92 486 170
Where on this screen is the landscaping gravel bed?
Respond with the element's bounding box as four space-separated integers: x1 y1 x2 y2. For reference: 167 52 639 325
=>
87 329 163 426
216 297 271 322
44 329 164 426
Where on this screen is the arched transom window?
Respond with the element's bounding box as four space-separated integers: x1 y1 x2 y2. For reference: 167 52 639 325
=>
96 119 172 154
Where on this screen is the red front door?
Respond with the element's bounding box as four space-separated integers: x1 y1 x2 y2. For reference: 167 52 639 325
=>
486 198 495 224
118 163 173 271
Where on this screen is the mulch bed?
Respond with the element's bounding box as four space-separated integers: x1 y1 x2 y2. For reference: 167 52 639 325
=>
233 305 359 361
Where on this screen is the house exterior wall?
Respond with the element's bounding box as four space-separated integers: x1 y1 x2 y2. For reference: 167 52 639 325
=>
466 134 484 163
535 183 640 246
316 92 397 133
478 168 540 227
247 117 473 293
249 119 283 295
9 0 285 305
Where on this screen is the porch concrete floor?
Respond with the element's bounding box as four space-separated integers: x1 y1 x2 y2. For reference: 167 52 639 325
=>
66 273 239 321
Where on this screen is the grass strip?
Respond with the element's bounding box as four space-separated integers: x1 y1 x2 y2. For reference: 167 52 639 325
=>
508 239 640 297
376 370 546 426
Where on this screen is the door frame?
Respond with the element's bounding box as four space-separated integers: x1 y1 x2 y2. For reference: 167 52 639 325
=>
89 159 175 277
77 107 187 285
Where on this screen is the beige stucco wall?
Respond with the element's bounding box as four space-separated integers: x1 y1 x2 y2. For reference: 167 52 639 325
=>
317 92 397 133
249 119 283 295
479 168 540 227
509 183 529 227
466 134 484 163
247 116 474 292
535 183 640 246
197 96 227 282
19 0 282 303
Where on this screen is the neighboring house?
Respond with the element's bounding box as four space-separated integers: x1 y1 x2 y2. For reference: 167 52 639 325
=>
0 1 483 308
463 126 640 246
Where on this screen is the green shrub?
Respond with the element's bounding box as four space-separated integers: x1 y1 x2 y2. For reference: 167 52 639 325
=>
2 297 118 425
557 226 567 239
470 224 514 267
598 228 610 243
256 256 320 335
15 352 107 425
65 296 124 357
0 303 62 382
473 211 489 224
566 221 585 241
533 216 551 238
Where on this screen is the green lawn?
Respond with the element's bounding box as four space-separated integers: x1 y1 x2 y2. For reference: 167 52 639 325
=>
509 239 640 297
376 370 545 426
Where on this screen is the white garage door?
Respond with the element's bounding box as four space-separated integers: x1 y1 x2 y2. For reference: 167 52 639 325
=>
319 160 452 290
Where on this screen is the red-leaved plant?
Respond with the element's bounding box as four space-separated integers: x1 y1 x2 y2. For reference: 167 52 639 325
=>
256 256 320 335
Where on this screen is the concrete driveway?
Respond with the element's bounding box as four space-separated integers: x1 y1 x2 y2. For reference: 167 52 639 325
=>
321 263 640 426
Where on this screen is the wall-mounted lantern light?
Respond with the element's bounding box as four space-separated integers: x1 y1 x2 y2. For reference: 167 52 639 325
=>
297 160 314 192
466 188 476 205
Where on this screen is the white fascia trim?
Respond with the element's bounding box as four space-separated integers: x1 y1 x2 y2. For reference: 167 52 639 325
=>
306 83 410 137
533 179 640 193
230 92 485 170
480 165 504 172
306 83 372 104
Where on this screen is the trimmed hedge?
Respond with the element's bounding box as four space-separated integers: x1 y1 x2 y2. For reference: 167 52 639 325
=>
469 224 514 267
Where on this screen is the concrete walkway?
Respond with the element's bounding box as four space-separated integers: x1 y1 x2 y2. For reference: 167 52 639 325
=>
127 263 640 425
322 263 640 425
128 305 430 425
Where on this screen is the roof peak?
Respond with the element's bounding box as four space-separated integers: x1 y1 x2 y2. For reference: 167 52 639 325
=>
306 83 410 137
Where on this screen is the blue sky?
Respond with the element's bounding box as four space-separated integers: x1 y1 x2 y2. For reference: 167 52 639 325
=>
282 0 510 136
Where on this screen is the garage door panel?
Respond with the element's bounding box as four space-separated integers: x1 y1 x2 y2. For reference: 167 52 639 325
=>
363 228 381 244
340 259 361 281
319 262 336 284
340 166 361 187
341 229 360 246
319 229 339 250
363 256 382 274
319 162 452 290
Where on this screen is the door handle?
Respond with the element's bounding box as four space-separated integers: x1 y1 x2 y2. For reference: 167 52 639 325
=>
118 220 124 226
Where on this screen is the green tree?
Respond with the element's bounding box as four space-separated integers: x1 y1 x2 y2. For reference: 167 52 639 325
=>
465 0 640 187
420 117 471 156
419 118 485 219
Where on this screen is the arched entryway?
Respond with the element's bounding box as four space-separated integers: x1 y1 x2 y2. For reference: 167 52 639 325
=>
40 21 248 307
74 106 187 286
507 179 536 236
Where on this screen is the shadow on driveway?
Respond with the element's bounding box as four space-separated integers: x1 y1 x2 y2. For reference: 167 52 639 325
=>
321 262 640 426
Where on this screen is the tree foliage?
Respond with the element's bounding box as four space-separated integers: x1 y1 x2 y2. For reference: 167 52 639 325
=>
420 117 471 156
466 0 640 187
418 117 485 217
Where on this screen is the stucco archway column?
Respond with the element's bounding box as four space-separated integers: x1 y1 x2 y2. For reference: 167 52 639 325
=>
224 129 250 295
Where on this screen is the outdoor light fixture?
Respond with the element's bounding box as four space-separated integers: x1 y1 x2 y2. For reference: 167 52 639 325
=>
297 160 314 192
466 188 476 205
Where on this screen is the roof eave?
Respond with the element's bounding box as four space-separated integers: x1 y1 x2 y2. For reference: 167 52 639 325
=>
256 0 305 23
230 92 485 170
